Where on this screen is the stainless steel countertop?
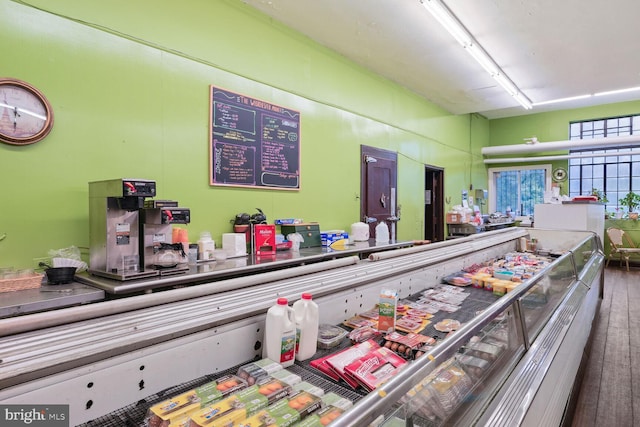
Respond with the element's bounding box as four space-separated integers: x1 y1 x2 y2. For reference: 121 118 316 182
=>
76 240 414 295
0 282 106 319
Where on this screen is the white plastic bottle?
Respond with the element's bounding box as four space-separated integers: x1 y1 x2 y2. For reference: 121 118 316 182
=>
197 231 215 260
263 298 296 367
375 221 390 244
293 293 319 361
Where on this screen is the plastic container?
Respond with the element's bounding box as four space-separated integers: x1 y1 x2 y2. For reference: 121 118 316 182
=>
493 270 514 281
263 298 296 367
293 293 319 361
351 222 369 241
317 324 348 349
375 221 389 244
197 231 215 260
188 244 198 265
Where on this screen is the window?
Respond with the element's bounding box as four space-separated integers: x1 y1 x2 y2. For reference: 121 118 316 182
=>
569 114 640 212
488 165 551 216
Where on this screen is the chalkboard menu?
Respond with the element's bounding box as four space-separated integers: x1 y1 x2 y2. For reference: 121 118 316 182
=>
209 86 301 190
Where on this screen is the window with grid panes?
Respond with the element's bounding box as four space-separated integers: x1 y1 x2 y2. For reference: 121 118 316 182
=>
568 114 640 213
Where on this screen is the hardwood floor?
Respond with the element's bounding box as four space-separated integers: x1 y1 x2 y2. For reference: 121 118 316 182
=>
571 266 640 427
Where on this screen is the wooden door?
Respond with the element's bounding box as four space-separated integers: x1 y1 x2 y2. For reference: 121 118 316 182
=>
360 146 398 240
425 165 445 242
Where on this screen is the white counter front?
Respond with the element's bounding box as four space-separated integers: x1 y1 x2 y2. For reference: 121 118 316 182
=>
534 202 605 243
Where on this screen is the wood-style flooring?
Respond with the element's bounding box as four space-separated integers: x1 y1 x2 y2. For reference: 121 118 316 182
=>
571 266 640 427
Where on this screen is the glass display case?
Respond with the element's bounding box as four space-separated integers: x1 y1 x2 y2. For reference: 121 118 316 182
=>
0 228 603 427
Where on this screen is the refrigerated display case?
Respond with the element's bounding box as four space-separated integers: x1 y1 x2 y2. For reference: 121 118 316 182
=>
0 227 603 426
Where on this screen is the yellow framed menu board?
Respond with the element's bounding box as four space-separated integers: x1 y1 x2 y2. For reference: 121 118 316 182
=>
209 86 301 190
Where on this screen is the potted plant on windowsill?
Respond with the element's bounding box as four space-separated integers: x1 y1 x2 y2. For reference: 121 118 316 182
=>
620 191 640 220
590 188 608 204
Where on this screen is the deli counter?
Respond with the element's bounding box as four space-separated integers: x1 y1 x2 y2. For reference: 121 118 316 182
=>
0 227 603 426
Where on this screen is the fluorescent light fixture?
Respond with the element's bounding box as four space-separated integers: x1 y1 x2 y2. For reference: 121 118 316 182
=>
594 86 640 96
420 0 532 110
420 0 471 46
533 94 592 106
465 43 500 76
513 91 533 110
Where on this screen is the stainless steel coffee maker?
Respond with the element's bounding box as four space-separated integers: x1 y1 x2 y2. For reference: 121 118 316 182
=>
140 200 191 276
89 178 160 280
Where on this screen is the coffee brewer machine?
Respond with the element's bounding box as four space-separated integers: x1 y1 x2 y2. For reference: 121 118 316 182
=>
89 178 160 280
140 200 191 276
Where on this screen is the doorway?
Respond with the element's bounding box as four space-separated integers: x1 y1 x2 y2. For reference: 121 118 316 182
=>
425 165 444 242
360 145 398 240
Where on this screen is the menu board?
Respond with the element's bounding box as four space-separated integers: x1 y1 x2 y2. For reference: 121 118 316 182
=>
209 86 301 190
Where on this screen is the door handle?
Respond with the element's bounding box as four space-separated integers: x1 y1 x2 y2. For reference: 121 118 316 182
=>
363 216 378 224
386 216 400 222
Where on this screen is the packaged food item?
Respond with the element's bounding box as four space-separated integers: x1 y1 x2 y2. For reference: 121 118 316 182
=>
426 360 474 420
344 346 408 391
317 324 348 349
492 280 509 296
378 289 398 333
342 316 376 329
395 316 429 334
382 331 435 359
324 339 380 389
471 273 491 289
434 319 461 332
464 341 504 362
309 353 341 381
483 277 497 292
294 406 344 427
348 325 382 344
189 377 292 427
357 308 379 320
456 354 490 380
285 390 323 419
293 381 325 398
445 274 472 286
405 309 433 319
269 369 302 387
320 392 353 411
146 375 248 427
237 359 283 385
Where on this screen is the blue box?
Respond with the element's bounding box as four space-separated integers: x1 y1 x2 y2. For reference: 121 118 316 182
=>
321 231 349 247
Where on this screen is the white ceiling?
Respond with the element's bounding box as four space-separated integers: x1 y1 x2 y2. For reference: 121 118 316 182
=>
242 0 640 119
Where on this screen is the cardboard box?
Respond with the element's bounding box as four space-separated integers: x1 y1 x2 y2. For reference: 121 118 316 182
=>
320 231 349 247
252 224 276 256
378 289 398 333
446 212 470 224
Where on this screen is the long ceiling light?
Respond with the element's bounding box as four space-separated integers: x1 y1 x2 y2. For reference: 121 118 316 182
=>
420 0 532 110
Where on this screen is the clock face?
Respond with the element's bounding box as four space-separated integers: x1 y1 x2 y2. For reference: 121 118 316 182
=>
0 78 53 145
553 167 568 182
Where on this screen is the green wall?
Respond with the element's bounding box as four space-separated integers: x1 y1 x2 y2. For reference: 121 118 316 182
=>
489 100 640 195
0 0 489 269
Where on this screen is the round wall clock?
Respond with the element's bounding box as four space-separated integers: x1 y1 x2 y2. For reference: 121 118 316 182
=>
0 78 54 145
553 167 568 182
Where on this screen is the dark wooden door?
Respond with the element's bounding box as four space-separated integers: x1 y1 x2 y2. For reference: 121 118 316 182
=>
360 146 398 240
425 165 444 242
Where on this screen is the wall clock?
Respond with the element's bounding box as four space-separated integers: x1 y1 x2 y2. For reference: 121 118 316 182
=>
552 167 568 182
0 78 54 145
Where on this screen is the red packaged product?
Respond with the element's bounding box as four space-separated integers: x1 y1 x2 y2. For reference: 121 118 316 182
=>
344 346 408 391
324 339 380 389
